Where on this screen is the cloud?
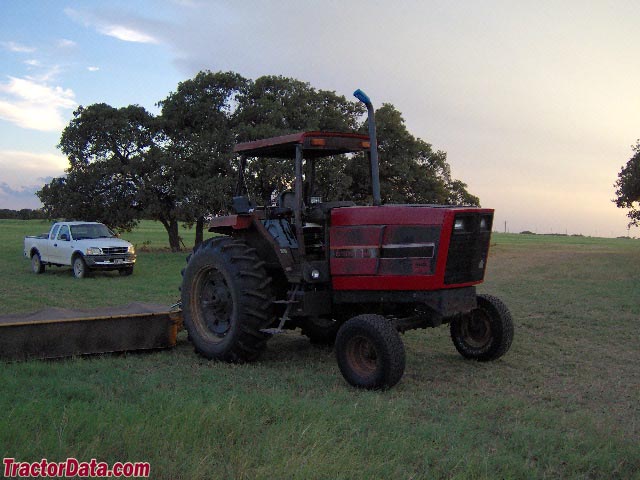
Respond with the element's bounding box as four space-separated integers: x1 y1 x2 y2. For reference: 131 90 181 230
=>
57 39 77 48
0 76 76 131
169 0 202 7
98 25 159 44
65 7 160 44
0 182 43 209
0 182 40 198
0 150 67 209
1 41 35 53
87 66 100 72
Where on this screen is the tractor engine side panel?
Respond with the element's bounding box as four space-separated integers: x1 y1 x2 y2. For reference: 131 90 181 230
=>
330 206 493 291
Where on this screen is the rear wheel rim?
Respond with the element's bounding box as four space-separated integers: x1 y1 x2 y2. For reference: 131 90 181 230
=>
345 335 378 377
461 310 491 348
193 266 234 342
32 255 40 272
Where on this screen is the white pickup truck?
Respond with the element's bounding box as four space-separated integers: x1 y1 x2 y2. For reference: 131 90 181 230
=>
24 221 136 278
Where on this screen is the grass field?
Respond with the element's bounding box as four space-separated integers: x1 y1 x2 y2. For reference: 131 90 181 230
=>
1 220 639 479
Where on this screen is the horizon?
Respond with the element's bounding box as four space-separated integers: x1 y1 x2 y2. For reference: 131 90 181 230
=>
1 1 638 238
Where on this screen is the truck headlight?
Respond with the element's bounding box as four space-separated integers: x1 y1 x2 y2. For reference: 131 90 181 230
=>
86 247 103 255
127 245 135 254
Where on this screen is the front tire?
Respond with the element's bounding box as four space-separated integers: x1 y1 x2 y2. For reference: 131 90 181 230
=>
72 256 87 279
450 294 513 361
31 252 45 274
119 267 134 276
180 237 274 362
335 314 405 390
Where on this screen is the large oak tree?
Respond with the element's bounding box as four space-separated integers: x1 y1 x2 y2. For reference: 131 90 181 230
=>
40 71 480 250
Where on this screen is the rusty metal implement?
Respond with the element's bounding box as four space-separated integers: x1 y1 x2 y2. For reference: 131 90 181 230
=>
0 303 182 361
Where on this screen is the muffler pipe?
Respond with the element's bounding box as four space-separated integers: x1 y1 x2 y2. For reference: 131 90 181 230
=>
353 89 381 206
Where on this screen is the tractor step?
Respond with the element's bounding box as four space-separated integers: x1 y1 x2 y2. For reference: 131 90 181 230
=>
260 328 286 335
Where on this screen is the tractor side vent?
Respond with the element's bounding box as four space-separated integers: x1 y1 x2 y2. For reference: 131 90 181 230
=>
444 213 492 285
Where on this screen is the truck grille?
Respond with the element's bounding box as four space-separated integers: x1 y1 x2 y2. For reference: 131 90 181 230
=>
102 247 128 255
444 213 492 285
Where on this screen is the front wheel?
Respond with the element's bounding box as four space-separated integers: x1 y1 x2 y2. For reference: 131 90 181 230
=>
335 314 405 390
450 294 513 361
72 256 88 279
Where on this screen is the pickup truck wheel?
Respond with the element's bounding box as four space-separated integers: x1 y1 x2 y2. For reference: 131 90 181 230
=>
119 267 134 276
31 253 45 274
72 256 88 279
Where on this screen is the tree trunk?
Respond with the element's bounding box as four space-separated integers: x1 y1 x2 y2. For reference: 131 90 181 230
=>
160 217 181 252
195 216 204 248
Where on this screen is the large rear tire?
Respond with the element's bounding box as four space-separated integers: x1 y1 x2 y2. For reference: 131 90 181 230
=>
335 314 405 390
180 237 274 362
450 294 513 361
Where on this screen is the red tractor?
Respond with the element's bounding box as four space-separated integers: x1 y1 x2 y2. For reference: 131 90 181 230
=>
181 89 513 389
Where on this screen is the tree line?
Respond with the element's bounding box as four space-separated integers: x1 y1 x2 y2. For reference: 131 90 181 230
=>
0 209 47 220
38 71 479 251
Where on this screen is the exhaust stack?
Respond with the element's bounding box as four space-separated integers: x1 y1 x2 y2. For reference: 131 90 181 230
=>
353 89 381 206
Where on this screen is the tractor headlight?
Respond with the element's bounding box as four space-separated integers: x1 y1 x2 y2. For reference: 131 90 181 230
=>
86 247 103 255
479 215 492 232
127 245 135 254
454 218 466 232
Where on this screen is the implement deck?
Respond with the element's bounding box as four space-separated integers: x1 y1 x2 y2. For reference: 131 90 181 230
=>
0 303 182 361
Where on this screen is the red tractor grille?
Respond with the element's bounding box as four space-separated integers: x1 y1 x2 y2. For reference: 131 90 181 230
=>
444 213 493 285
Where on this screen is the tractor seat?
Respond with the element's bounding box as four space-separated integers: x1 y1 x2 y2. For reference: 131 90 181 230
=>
231 196 256 214
306 201 356 223
268 191 295 219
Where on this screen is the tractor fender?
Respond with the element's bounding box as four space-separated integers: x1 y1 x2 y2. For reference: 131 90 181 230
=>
208 214 253 233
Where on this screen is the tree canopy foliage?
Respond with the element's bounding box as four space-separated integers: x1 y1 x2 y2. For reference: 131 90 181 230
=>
614 140 640 227
39 71 480 250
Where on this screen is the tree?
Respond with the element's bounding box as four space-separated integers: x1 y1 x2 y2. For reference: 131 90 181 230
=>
346 103 479 206
39 104 154 232
614 140 640 226
42 71 479 251
40 103 188 251
158 71 247 245
234 75 364 204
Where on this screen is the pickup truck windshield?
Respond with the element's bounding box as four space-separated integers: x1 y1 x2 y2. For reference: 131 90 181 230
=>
70 224 116 240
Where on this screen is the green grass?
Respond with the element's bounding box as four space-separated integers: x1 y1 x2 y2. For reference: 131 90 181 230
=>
1 220 639 479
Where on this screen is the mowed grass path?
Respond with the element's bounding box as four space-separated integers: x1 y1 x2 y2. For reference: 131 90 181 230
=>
1 220 639 479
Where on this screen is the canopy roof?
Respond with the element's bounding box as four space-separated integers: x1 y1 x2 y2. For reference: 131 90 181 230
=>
233 131 370 159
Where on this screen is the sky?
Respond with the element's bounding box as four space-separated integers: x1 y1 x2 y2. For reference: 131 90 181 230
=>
1 0 638 237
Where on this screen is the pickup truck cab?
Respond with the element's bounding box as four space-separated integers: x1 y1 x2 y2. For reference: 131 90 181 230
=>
24 222 136 278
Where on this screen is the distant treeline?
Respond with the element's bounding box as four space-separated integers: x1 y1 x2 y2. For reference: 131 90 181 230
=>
0 209 47 220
